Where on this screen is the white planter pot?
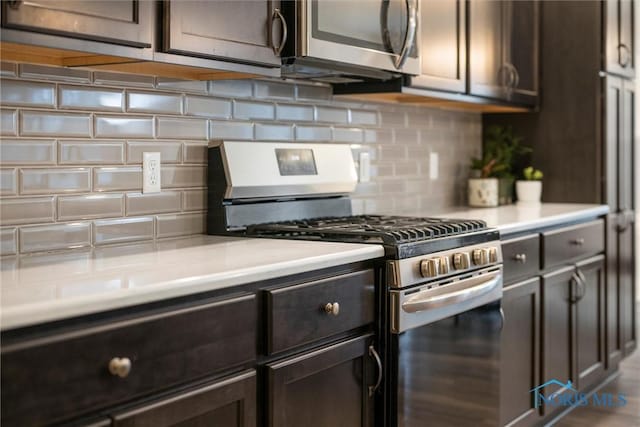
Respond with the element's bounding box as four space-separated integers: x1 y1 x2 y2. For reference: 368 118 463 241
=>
468 178 499 207
516 180 542 203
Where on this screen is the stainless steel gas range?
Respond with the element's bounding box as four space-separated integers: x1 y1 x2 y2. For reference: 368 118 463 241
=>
208 140 504 426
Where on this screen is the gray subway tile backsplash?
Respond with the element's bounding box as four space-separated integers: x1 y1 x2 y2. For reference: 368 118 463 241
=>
0 139 56 165
0 197 55 225
93 216 154 245
20 168 91 195
0 169 17 196
59 140 125 165
59 85 124 112
19 222 91 253
57 193 124 220
21 111 92 137
1 80 55 108
0 63 480 254
95 115 154 139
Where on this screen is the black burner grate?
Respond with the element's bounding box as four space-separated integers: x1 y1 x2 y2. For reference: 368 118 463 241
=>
246 215 487 245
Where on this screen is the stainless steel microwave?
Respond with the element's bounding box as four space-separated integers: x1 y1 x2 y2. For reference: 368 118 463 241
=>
280 0 419 82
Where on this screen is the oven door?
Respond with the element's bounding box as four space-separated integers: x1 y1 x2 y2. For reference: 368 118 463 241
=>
297 0 420 75
388 268 503 427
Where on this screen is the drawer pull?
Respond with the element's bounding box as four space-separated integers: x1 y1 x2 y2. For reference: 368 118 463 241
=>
109 357 132 378
323 302 340 316
571 237 585 246
514 253 527 263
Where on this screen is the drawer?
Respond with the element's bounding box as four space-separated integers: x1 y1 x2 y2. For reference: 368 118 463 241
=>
267 270 375 354
1 294 257 426
542 219 605 269
502 234 540 284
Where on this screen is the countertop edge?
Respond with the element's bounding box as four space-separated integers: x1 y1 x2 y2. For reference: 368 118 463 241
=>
1 245 384 332
497 205 610 236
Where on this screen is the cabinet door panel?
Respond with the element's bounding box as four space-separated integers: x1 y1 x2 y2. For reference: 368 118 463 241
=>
575 256 606 389
112 370 256 427
619 220 637 356
267 334 375 427
541 267 574 415
501 278 541 427
607 214 623 368
1 0 152 47
620 81 635 210
606 77 622 210
607 0 635 77
505 0 539 102
469 0 504 99
412 0 466 92
163 0 281 67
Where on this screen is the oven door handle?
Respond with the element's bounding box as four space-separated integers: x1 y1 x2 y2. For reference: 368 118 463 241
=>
402 271 501 313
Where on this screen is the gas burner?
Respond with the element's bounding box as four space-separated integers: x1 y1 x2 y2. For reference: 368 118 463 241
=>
246 215 487 245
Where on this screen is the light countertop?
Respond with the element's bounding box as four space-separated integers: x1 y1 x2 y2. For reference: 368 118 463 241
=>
433 203 610 235
0 236 384 331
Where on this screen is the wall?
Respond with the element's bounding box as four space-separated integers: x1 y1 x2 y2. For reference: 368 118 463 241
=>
0 62 481 255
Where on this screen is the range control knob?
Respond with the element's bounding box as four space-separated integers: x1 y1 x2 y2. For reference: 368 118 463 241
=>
472 248 489 265
488 247 498 263
420 258 440 278
439 257 450 275
452 252 470 270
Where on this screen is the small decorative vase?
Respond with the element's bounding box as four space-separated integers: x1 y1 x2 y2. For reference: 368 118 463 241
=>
468 178 499 207
516 180 542 203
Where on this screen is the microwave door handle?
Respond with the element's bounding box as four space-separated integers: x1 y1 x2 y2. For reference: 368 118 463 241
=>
394 0 418 69
401 271 501 313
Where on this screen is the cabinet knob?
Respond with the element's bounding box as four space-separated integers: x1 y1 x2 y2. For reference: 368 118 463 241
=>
323 302 340 316
108 357 132 378
571 237 585 246
514 253 527 263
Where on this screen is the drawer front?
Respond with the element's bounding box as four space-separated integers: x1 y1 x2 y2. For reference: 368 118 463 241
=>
502 234 540 284
1 294 257 426
542 219 605 269
268 270 375 354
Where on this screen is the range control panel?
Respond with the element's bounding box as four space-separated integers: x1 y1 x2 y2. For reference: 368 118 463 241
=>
387 242 503 288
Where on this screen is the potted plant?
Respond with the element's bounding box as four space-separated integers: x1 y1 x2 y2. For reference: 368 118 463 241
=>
469 126 531 207
516 166 543 203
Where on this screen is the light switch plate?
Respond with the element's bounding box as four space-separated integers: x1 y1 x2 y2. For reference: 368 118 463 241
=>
429 152 439 180
358 152 371 182
143 152 161 193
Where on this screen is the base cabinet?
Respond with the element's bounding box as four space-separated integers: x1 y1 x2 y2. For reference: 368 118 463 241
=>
112 370 256 427
267 334 377 427
500 278 541 427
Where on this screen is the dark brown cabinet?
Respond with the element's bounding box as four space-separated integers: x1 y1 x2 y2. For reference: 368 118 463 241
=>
267 334 377 427
1 0 152 48
617 213 637 357
468 0 539 105
162 0 282 67
606 0 635 78
112 370 257 427
500 277 541 427
410 0 466 92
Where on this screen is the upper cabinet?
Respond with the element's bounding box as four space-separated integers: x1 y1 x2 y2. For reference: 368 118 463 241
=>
1 0 152 48
410 0 466 92
162 0 283 68
606 0 635 78
469 0 539 106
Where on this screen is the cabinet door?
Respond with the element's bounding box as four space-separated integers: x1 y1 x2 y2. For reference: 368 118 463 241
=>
541 266 575 416
619 215 637 357
163 0 281 67
605 76 622 210
606 213 623 368
606 0 635 77
469 0 505 99
620 81 635 211
411 0 466 92
575 256 606 390
504 0 539 105
501 278 541 427
1 0 152 47
112 370 256 427
267 334 377 427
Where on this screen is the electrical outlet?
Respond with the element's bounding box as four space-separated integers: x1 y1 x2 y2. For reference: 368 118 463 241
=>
358 152 371 182
143 152 161 193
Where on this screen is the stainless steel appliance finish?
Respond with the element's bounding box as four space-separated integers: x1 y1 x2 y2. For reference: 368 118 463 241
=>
281 0 420 81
